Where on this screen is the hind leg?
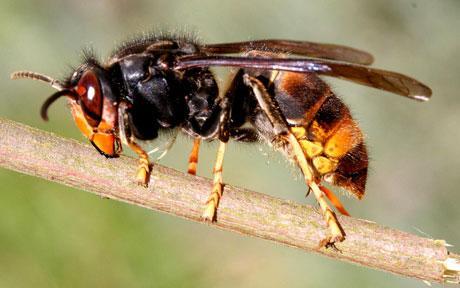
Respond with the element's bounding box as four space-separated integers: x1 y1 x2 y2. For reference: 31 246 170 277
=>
244 74 345 246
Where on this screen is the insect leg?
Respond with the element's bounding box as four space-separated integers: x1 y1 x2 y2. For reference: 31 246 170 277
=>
202 141 226 221
201 76 239 221
243 74 345 245
242 74 289 136
319 185 350 216
128 139 151 187
118 102 151 187
287 133 345 245
187 138 201 175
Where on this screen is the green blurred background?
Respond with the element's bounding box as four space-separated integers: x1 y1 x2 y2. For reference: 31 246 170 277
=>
1 0 459 287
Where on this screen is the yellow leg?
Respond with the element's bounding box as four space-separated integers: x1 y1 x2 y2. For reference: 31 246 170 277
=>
187 138 201 175
127 138 151 187
286 132 345 246
202 141 226 221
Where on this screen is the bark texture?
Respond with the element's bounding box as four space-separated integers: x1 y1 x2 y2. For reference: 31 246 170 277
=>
0 117 458 284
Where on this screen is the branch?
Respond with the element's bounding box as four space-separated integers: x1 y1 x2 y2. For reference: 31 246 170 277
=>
0 117 458 285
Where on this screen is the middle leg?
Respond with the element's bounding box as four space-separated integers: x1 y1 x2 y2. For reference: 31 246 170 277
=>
187 138 201 175
202 141 226 221
200 75 236 221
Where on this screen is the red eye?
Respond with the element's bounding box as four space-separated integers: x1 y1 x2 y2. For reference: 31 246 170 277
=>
77 70 103 127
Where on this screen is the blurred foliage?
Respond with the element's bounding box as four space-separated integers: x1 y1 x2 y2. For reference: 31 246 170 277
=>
0 0 459 287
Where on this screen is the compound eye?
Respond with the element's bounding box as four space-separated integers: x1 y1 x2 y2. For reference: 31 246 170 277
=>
76 70 103 127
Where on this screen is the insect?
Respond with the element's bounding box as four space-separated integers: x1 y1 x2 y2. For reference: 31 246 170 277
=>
11 34 432 246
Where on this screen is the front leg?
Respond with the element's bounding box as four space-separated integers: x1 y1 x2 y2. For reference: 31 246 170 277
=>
127 139 151 187
118 102 151 187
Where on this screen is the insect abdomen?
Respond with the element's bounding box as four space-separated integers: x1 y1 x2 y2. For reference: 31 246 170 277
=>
275 72 368 198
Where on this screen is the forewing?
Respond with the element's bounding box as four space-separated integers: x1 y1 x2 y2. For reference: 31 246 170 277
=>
176 55 431 101
202 39 374 65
